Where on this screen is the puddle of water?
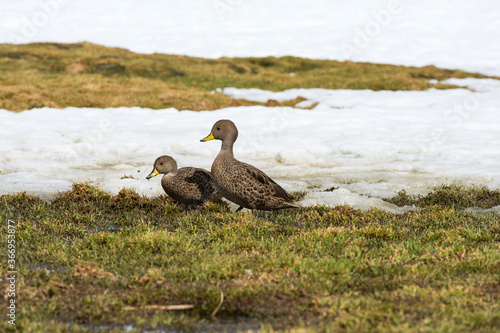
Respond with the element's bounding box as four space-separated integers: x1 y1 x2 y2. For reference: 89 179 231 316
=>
68 318 262 333
86 224 126 233
27 263 71 274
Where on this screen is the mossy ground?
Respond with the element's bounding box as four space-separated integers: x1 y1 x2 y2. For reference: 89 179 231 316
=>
0 183 499 332
0 42 494 112
388 185 500 210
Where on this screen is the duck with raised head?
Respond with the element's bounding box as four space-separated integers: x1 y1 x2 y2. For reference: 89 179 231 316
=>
200 119 299 212
146 155 218 209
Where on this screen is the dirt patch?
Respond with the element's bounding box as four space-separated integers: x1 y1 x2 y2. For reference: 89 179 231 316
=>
65 59 86 74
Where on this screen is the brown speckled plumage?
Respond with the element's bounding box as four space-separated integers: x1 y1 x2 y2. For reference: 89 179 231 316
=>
146 155 218 206
201 119 299 211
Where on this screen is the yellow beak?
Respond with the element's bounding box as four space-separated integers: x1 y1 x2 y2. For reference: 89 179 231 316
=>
146 168 159 179
200 132 215 142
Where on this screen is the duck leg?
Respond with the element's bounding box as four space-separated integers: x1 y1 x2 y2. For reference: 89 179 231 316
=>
252 209 266 219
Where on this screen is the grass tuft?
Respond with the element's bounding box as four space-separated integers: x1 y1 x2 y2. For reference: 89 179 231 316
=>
290 191 308 201
388 184 500 209
111 188 151 211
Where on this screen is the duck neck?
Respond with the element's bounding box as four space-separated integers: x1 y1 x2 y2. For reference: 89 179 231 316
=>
220 139 234 157
166 169 178 177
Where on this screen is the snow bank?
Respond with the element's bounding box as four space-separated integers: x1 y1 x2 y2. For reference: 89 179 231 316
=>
1 78 499 211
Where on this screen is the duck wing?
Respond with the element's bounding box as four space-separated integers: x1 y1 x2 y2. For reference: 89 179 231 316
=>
242 162 294 202
195 168 212 179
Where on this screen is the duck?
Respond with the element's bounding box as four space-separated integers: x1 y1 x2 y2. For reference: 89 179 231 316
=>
200 119 299 212
146 155 218 209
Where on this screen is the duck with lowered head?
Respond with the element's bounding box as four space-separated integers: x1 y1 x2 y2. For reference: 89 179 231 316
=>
146 155 219 209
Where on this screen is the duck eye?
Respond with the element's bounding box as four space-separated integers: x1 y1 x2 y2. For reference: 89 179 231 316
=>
160 162 164 165
216 127 220 130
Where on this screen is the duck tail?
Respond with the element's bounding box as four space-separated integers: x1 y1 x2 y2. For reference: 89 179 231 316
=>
284 201 301 209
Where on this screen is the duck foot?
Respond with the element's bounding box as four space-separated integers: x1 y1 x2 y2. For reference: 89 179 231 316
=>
251 210 267 219
182 203 196 212
233 207 266 219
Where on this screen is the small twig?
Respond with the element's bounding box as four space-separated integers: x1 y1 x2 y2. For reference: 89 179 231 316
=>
211 283 224 319
123 304 193 311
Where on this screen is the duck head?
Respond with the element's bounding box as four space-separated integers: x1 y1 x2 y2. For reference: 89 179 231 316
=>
146 155 178 179
200 119 239 145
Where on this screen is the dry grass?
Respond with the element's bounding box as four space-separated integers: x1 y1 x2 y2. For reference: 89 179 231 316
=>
0 42 494 112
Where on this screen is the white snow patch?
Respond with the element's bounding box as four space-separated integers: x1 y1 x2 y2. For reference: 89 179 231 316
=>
1 79 500 212
462 206 500 215
441 78 500 92
300 189 415 214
